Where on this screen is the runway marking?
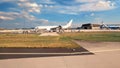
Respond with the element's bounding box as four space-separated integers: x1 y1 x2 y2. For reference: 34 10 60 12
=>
91 49 120 53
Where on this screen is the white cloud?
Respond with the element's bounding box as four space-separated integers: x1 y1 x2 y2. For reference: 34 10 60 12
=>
75 0 101 3
57 0 115 14
21 11 36 20
80 1 115 11
38 19 49 24
1 0 116 15
0 12 19 20
58 10 78 15
18 0 41 13
39 0 55 4
46 5 79 15
19 0 26 2
0 0 41 13
96 1 115 8
0 11 50 25
0 12 19 15
43 0 116 15
0 11 36 21
0 16 14 20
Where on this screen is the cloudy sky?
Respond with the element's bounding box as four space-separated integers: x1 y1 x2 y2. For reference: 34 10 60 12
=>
0 0 120 28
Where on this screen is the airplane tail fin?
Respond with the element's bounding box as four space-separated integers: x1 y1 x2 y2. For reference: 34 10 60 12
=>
63 19 73 29
101 22 108 28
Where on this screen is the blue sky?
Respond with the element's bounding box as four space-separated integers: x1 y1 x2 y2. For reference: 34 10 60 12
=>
0 0 120 28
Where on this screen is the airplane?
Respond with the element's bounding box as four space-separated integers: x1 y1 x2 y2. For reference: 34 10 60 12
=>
35 19 73 32
101 22 120 30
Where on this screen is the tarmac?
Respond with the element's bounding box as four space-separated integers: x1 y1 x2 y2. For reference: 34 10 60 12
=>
0 50 120 68
39 32 60 36
0 40 120 68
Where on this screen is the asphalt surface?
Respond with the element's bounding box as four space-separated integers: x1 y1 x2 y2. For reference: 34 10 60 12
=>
74 40 120 53
0 51 120 68
0 41 120 68
0 47 93 59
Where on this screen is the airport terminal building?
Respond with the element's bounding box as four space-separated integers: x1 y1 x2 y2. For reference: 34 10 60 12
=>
81 23 101 30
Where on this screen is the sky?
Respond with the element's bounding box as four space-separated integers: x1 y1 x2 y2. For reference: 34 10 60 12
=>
0 0 120 29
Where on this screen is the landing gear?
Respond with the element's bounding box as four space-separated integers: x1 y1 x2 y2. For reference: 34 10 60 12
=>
57 25 64 33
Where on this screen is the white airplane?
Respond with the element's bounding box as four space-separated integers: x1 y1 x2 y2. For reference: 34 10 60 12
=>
101 22 120 30
35 19 73 31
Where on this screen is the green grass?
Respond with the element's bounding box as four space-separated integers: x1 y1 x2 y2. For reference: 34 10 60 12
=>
0 32 120 48
0 34 79 48
61 32 120 42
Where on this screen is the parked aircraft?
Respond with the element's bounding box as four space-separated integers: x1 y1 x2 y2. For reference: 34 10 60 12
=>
101 22 120 29
35 19 73 32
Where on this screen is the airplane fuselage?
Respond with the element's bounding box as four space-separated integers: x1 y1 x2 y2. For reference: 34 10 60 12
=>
35 19 73 31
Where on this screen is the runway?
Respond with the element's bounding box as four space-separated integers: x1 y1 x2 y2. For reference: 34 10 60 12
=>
0 41 120 68
74 40 120 53
0 50 120 68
